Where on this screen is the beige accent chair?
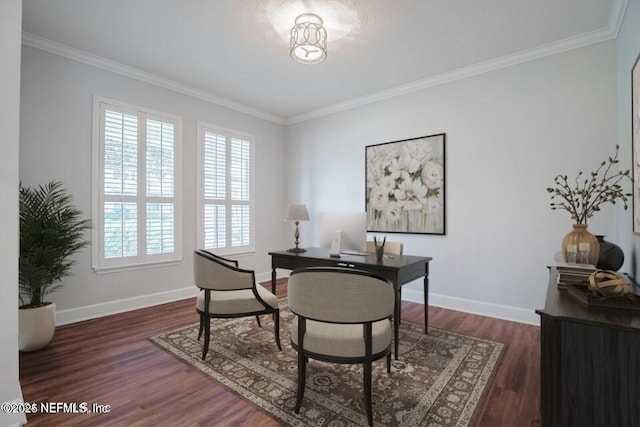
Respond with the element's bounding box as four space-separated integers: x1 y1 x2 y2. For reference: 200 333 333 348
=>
194 249 281 360
288 267 394 426
366 240 404 255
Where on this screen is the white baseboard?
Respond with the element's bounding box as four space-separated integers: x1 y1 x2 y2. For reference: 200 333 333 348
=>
255 271 277 284
55 270 539 326
272 270 540 325
55 286 199 326
55 271 287 325
0 397 28 426
402 287 540 326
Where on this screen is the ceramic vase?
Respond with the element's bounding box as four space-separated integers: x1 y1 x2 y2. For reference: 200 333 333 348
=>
561 224 599 265
595 235 625 271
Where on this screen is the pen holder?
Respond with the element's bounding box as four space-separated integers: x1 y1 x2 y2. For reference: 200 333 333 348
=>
374 236 386 261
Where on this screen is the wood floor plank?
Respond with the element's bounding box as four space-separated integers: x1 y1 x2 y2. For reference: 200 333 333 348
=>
20 279 540 426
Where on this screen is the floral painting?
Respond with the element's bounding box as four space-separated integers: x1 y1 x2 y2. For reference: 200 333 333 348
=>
634 54 640 234
366 134 445 234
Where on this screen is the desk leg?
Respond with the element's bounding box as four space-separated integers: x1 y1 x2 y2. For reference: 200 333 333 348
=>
424 262 429 334
394 286 400 360
398 287 402 325
271 268 277 295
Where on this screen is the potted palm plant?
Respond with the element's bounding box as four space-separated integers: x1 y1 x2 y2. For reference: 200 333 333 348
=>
19 181 91 351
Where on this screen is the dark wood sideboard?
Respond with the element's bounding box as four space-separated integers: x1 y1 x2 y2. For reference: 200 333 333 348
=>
536 268 640 427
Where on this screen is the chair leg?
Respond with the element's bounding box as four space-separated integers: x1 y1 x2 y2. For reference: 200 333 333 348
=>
364 360 373 427
197 313 204 341
295 350 306 413
387 352 392 373
201 314 211 360
274 310 282 351
256 315 262 327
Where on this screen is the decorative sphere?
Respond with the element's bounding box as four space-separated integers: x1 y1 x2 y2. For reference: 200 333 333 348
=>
588 270 630 296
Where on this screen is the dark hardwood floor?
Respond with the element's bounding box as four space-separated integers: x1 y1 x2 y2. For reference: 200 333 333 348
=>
19 279 540 426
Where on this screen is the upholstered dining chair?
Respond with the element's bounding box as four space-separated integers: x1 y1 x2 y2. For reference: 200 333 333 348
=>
193 249 281 360
288 267 394 427
365 240 404 256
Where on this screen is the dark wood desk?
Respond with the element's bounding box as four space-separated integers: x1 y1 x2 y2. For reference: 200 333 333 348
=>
536 268 640 426
269 247 432 359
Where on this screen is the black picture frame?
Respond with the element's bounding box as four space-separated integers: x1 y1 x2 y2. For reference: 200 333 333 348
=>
365 133 446 235
633 53 640 234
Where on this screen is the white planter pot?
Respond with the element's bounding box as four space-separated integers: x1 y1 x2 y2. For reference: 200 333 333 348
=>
19 303 56 352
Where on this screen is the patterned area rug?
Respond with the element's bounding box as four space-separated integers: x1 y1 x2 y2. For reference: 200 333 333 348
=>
150 301 503 426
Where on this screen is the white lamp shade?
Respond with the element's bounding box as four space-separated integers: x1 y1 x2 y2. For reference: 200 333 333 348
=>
285 204 310 221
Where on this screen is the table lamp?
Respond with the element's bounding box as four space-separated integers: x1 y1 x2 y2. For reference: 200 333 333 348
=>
285 204 309 253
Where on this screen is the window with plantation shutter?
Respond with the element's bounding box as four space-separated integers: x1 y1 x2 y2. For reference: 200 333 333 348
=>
92 97 182 271
197 123 255 255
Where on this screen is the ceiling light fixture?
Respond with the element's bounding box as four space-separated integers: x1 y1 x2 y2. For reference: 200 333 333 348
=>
290 13 327 64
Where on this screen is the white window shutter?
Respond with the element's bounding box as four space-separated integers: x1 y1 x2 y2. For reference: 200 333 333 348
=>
198 124 254 255
93 98 182 272
104 109 138 196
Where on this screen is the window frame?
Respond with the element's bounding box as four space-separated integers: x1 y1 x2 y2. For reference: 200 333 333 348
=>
196 122 256 256
92 96 183 273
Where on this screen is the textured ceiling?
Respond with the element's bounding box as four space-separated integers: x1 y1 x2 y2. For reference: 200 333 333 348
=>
22 0 619 123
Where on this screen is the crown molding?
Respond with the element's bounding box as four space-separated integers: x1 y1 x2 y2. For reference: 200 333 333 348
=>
608 0 630 38
285 26 616 125
22 0 628 129
21 32 287 125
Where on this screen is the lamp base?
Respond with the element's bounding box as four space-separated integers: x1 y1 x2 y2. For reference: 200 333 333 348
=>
287 247 307 253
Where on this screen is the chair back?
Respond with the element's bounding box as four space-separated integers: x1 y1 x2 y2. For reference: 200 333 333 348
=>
366 240 403 255
199 249 238 267
193 249 254 291
288 267 394 324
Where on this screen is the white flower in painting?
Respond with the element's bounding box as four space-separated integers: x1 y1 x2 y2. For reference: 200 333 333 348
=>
422 161 443 189
367 155 387 188
403 140 433 164
379 144 399 164
388 155 420 179
380 175 396 194
406 138 443 163
367 169 381 189
369 186 388 211
383 202 401 222
425 197 442 213
398 170 411 185
394 178 427 211
368 146 396 176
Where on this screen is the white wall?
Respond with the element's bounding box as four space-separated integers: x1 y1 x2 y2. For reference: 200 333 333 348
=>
19 46 288 323
287 41 618 324
617 0 640 280
18 9 637 328
0 1 26 425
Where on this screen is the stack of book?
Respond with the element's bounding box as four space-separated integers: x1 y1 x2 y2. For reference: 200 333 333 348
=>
555 263 596 289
